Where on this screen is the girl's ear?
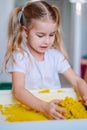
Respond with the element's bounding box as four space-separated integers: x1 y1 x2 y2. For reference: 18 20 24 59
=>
22 26 28 33
22 26 28 36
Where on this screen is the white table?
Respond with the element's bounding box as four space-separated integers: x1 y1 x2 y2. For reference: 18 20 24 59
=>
0 88 87 130
0 119 87 130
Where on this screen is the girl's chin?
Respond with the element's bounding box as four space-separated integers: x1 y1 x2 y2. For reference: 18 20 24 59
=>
39 47 48 52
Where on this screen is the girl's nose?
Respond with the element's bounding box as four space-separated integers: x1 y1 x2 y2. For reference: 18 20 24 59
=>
45 37 50 44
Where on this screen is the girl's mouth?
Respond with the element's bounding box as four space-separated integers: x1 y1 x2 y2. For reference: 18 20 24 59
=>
40 46 48 49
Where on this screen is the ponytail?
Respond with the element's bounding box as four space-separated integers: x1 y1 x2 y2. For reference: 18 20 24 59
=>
52 6 68 59
5 7 24 67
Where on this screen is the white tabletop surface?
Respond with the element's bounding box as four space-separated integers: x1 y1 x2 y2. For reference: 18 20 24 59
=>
0 119 87 130
0 88 87 130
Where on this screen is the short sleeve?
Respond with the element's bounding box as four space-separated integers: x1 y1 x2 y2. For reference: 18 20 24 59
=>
55 51 71 73
6 51 27 73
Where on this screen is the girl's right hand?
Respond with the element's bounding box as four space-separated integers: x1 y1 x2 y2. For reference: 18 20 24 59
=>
43 99 66 120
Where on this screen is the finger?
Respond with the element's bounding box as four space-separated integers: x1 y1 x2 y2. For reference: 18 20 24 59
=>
82 96 87 106
52 99 63 104
52 111 66 120
55 105 66 114
83 96 87 102
84 101 87 106
81 100 87 106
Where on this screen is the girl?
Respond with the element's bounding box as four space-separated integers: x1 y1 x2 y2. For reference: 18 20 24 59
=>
5 0 87 120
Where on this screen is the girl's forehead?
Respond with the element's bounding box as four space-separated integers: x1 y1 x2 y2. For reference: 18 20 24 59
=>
30 19 57 32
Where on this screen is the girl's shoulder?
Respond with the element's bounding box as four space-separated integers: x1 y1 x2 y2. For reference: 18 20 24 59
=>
12 49 28 61
9 50 28 62
47 49 64 58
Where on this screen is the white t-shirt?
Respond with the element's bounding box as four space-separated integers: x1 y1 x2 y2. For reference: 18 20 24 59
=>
6 43 70 89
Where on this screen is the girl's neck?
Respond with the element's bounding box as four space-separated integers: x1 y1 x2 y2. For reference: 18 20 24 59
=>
26 43 45 61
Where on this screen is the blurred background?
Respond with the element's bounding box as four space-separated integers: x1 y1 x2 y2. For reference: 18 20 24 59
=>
0 0 87 87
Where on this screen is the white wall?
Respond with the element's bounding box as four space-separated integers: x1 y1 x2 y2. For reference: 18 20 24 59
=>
70 3 87 75
81 4 87 56
0 0 14 82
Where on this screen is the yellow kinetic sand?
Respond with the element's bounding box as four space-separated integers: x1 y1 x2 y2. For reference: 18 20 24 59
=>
0 88 87 122
0 104 48 122
59 97 87 119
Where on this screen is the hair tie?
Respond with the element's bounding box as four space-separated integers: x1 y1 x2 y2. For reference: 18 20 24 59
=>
18 11 23 24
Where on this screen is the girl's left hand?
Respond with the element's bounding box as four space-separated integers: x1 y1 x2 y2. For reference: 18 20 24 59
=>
82 96 87 106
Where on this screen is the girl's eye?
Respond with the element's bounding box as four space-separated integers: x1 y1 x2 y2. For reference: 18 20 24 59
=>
49 34 55 37
37 33 56 38
37 35 44 38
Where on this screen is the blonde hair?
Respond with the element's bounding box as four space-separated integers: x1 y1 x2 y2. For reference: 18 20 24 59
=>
5 0 67 68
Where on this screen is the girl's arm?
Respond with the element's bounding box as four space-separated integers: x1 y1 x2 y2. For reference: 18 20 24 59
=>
84 67 87 82
63 68 87 106
12 72 66 120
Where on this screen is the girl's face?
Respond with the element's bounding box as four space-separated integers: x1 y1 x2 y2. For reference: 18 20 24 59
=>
26 20 57 60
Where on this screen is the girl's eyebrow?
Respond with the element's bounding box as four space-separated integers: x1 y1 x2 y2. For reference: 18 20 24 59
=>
36 31 57 35
50 31 57 34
